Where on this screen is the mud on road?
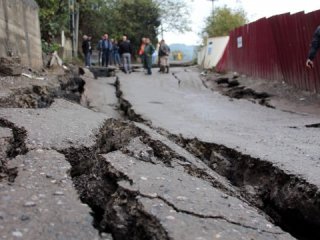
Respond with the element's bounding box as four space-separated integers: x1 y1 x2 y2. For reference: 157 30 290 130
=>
0 66 319 240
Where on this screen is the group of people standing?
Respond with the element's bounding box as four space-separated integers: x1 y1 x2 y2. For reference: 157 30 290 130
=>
138 37 171 75
82 34 171 75
82 33 132 73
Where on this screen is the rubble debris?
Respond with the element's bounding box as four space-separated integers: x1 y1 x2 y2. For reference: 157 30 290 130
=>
49 51 63 68
0 71 85 108
21 73 46 81
0 57 22 76
227 79 240 88
207 75 274 108
215 77 229 84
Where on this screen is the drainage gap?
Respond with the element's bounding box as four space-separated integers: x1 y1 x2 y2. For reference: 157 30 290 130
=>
166 135 320 240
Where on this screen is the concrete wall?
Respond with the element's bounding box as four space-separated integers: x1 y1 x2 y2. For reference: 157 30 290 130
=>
0 0 42 69
198 36 229 69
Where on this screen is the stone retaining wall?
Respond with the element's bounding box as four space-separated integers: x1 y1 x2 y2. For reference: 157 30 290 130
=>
0 0 42 69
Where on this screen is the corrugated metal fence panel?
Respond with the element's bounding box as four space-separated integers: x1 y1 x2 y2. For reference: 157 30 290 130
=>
216 10 320 92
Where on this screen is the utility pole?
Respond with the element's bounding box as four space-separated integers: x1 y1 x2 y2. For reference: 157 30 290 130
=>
69 0 79 58
161 24 164 40
208 0 217 13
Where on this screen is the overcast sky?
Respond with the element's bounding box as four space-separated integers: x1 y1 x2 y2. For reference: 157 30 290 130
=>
164 0 320 45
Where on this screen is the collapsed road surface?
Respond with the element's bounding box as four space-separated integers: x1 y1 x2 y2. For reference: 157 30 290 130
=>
0 66 317 240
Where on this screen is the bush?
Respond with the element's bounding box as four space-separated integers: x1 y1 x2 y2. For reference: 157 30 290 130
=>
42 40 61 54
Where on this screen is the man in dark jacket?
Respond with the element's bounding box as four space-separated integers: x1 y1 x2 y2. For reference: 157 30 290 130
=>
82 35 91 67
306 26 320 69
119 35 132 73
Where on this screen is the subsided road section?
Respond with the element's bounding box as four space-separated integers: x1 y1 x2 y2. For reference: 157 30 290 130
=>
116 67 320 239
0 67 296 240
117 68 320 188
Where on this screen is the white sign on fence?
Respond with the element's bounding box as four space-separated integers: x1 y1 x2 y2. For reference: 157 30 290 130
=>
237 36 243 48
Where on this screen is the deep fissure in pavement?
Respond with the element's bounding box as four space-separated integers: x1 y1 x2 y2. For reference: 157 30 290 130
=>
0 118 28 182
305 123 320 128
166 135 320 240
114 76 320 240
61 119 256 239
61 119 171 239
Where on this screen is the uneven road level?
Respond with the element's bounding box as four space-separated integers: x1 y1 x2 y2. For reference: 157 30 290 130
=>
0 83 294 239
117 67 320 239
118 68 320 186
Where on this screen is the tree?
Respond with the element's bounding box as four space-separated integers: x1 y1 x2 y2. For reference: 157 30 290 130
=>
203 5 248 37
35 0 190 56
35 0 69 41
79 0 161 54
154 0 191 36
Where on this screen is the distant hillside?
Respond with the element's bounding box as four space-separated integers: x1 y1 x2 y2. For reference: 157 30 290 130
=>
169 44 198 61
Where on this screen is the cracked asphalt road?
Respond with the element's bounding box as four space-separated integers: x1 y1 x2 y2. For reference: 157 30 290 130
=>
103 151 293 239
118 68 320 187
1 66 317 239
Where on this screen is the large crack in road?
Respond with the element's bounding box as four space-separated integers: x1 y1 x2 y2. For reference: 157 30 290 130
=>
112 68 320 240
0 66 318 239
61 119 293 240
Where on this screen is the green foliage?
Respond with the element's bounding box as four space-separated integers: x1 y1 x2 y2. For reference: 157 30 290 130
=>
203 5 248 37
79 0 161 54
35 0 69 41
41 40 61 54
35 0 190 56
154 0 191 33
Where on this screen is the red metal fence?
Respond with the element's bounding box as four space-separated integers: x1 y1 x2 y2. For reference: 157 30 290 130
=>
216 10 320 92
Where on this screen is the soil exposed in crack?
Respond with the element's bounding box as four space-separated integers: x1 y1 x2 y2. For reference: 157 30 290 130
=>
0 68 86 183
60 119 245 239
113 73 320 240
305 123 320 128
114 77 148 123
0 70 85 109
0 118 28 182
163 134 320 240
61 119 169 239
203 76 275 108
